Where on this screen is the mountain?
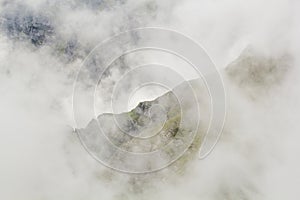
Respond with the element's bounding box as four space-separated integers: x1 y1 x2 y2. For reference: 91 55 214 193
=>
77 78 211 174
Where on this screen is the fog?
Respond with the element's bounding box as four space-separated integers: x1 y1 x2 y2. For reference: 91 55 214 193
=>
0 0 299 199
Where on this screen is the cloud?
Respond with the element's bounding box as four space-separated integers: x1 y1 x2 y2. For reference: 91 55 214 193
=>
0 0 299 199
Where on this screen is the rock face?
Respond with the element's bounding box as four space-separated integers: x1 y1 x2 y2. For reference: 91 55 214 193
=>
1 7 54 46
77 79 210 175
226 47 292 99
74 79 210 197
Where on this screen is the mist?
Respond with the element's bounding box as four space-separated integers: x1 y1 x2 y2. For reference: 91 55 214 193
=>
0 0 299 199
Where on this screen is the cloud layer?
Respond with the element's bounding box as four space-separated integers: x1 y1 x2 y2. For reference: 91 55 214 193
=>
0 0 299 199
